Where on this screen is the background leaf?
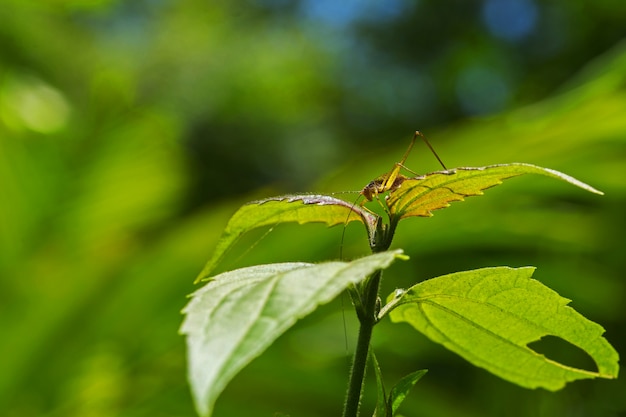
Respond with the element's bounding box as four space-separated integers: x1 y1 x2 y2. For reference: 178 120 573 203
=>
370 351 389 417
388 369 428 415
387 267 619 390
195 195 377 282
181 250 405 417
387 163 603 220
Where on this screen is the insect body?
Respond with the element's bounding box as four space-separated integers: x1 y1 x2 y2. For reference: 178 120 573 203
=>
359 131 447 205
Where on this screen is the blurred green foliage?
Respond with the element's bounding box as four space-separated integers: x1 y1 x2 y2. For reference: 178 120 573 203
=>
0 1 624 416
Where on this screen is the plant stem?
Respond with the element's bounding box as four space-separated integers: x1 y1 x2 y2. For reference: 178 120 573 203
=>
342 270 382 417
343 215 395 417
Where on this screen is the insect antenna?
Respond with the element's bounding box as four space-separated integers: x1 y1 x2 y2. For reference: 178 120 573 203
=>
340 290 351 368
223 224 277 271
339 191 367 261
328 190 362 196
337 191 365 367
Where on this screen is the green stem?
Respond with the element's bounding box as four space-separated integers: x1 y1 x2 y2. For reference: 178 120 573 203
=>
342 270 382 417
342 214 395 417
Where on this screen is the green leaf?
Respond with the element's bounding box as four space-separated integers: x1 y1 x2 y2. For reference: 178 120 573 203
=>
195 194 377 283
387 163 603 220
370 351 389 417
370 350 427 417
181 250 406 417
388 369 427 415
385 267 619 390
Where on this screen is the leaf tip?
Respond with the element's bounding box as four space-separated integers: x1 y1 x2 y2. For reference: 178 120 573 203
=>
575 181 604 196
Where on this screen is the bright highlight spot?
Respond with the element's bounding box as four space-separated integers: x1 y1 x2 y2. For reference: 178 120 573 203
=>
0 75 71 134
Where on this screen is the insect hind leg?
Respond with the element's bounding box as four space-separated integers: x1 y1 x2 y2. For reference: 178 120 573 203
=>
417 131 447 170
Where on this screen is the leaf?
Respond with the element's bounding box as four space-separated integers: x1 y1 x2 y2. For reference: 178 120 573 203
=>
388 369 427 415
181 250 406 417
385 267 619 391
370 351 389 417
195 194 378 282
387 163 603 220
370 350 427 417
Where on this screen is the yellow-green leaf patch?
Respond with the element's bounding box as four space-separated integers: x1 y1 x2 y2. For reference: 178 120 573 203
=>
387 163 603 220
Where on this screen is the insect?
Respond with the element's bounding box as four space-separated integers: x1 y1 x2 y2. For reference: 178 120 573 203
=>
359 131 447 207
339 131 447 259
346 130 448 223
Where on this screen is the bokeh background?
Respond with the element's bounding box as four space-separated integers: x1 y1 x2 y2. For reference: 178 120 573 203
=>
1 1 624 416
